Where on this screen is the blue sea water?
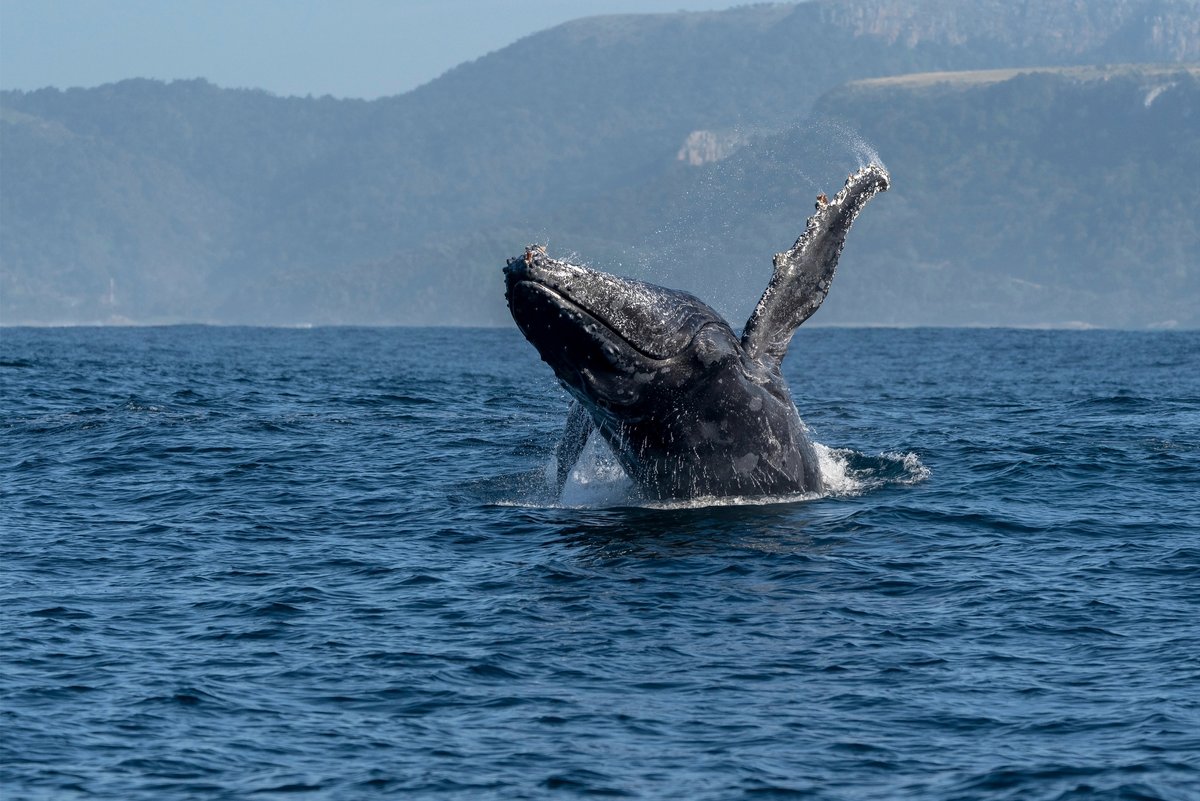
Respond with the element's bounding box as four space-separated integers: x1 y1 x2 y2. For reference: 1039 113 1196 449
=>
2 325 1198 801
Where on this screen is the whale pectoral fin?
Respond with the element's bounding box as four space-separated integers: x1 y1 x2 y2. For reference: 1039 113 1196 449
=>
554 401 594 490
742 165 889 366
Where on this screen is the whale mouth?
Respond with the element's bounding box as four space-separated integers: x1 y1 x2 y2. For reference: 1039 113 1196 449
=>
509 278 672 363
504 250 730 364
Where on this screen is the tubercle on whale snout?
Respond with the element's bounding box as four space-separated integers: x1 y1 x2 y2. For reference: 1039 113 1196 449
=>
503 247 579 299
504 249 559 314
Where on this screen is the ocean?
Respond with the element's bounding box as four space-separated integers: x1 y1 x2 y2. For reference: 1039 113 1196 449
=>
2 325 1198 800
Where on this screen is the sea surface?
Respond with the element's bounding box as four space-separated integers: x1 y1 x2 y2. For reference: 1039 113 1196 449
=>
2 326 1198 801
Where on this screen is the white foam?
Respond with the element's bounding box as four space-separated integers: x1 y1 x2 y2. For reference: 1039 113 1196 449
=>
887 450 933 485
815 443 931 497
814 442 861 496
508 437 930 510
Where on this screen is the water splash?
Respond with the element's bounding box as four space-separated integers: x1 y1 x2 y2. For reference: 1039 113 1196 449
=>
495 434 928 510
815 443 930 497
555 431 634 507
812 117 886 173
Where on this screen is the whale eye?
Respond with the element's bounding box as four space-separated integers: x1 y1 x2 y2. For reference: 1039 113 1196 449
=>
690 325 737 369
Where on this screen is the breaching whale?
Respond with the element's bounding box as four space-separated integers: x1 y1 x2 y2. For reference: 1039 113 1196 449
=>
504 164 889 500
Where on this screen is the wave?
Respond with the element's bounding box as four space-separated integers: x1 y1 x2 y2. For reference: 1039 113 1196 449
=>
817 444 931 496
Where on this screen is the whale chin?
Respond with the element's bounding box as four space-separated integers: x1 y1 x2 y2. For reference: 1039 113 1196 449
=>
506 277 644 390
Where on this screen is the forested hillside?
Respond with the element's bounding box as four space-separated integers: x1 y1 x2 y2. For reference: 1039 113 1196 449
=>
1 0 1197 326
578 65 1200 329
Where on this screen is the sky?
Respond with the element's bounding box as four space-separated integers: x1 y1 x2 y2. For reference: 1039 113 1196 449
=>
0 0 746 99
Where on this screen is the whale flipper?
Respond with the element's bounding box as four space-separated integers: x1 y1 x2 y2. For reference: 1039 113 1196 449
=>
554 400 593 491
742 164 889 366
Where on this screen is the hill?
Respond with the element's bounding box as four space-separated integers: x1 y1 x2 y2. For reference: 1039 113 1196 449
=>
572 65 1200 329
1 0 1198 326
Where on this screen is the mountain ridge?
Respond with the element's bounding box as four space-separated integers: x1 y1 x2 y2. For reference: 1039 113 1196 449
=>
2 0 1198 326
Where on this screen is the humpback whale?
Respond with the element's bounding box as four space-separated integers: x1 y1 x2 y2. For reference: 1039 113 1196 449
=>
504 165 889 500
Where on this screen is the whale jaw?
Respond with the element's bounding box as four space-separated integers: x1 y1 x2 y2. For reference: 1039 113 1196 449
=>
504 248 735 412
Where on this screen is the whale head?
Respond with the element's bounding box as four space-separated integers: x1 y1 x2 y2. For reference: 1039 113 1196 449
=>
503 248 755 416
499 248 796 431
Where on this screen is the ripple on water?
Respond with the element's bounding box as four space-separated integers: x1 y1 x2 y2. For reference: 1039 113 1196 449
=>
1 327 1198 800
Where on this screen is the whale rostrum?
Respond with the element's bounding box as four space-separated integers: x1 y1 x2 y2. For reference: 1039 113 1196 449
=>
504 164 889 500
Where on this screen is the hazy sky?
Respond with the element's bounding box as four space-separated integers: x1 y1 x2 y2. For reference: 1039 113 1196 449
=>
1 0 746 98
